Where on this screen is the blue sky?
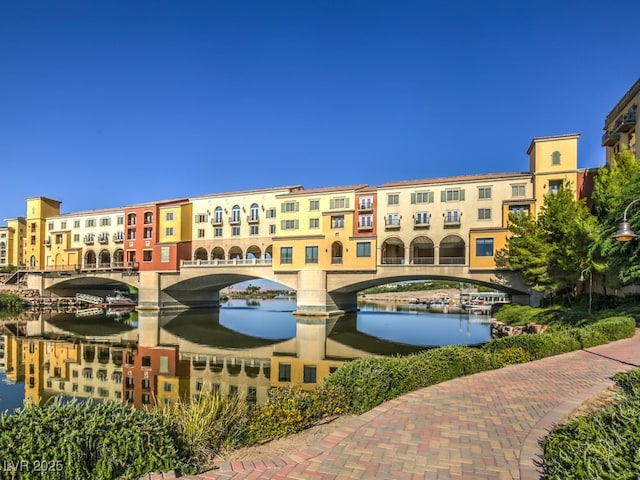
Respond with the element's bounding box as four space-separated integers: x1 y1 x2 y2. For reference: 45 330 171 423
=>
1 0 638 222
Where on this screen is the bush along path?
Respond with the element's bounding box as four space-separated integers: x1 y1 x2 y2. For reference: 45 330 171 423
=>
186 322 639 480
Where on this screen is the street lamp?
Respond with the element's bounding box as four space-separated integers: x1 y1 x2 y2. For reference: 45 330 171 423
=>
579 267 592 314
614 198 640 242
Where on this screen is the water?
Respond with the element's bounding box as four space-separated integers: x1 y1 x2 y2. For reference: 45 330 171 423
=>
0 299 491 412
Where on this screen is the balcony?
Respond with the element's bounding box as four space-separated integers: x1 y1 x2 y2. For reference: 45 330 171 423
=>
358 202 373 213
247 215 260 224
614 111 637 133
98 234 109 244
228 216 241 226
211 218 223 226
83 235 95 245
358 223 373 231
44 238 51 247
444 212 461 227
113 233 124 243
384 217 401 230
602 130 621 146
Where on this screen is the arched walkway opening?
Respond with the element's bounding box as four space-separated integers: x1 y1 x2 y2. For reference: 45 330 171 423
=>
381 237 405 264
85 250 97 269
193 247 208 261
246 245 262 260
211 247 225 260
439 235 465 265
411 236 434 264
99 249 111 268
114 249 124 268
229 246 243 260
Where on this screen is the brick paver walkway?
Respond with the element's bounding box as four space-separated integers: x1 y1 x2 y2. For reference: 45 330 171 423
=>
145 330 640 480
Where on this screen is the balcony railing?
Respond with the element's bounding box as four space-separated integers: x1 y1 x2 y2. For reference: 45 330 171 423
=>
412 257 435 264
602 130 621 146
211 218 223 226
414 219 430 228
358 223 373 231
83 236 95 245
384 218 401 229
113 234 124 243
358 203 373 212
331 257 343 264
98 234 109 244
247 215 260 224
228 216 241 225
181 258 273 267
614 111 637 133
381 256 405 264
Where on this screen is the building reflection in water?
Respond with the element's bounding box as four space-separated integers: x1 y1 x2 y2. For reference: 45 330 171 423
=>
0 305 430 411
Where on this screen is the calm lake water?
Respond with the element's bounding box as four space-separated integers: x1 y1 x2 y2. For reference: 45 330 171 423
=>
0 299 491 412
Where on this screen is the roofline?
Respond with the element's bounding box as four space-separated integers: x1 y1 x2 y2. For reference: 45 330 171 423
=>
604 77 640 128
189 185 304 201
526 133 581 155
378 172 531 189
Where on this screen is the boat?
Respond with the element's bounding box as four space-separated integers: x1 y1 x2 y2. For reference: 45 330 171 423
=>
104 290 136 307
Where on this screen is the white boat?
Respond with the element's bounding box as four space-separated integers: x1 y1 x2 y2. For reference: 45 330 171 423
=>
105 290 136 307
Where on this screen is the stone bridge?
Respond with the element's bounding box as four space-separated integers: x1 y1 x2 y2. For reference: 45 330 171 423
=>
28 258 532 315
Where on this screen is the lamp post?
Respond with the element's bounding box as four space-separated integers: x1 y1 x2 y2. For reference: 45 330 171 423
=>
579 267 592 314
614 198 640 242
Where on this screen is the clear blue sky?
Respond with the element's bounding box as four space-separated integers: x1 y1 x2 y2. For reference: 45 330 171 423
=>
1 0 638 222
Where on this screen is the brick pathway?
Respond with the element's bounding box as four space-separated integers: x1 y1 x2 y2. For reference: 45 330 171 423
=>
144 330 640 480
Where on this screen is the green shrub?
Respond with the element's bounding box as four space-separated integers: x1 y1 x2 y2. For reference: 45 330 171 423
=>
543 368 640 480
154 389 249 468
588 316 636 341
496 346 531 364
483 330 581 360
0 293 24 311
568 327 608 349
0 398 186 479
247 384 350 441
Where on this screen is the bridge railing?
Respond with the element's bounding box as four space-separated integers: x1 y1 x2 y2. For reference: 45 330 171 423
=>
181 258 273 267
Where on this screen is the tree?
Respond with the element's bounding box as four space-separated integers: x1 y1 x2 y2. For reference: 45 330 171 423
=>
498 180 600 301
590 151 640 287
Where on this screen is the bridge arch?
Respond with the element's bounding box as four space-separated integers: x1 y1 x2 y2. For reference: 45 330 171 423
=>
410 236 434 264
439 235 465 265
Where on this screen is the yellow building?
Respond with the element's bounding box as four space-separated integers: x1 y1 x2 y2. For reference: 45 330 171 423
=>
603 77 639 164
1 217 26 268
24 197 62 269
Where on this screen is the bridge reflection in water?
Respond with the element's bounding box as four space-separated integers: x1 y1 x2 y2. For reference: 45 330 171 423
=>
0 300 491 412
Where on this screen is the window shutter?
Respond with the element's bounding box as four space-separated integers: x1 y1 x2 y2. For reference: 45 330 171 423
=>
441 191 446 202
429 191 434 203
330 199 335 209
460 189 465 201
411 193 416 204
345 198 350 209
295 202 299 212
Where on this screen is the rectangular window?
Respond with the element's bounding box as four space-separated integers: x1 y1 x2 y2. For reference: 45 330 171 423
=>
444 210 461 224
387 193 399 206
476 238 494 257
442 189 465 202
100 217 111 226
48 222 54 230
117 216 124 225
165 211 174 221
142 356 152 368
386 213 400 227
165 227 175 236
163 382 173 392
265 208 276 219
232 226 240 236
250 225 259 235
359 215 372 229
309 199 320 211
60 221 67 229
214 227 222 237
413 191 434 204
143 250 152 262
478 208 491 220
55 234 63 244
280 247 293 264
548 180 562 194
278 363 291 382
197 229 205 238
356 242 371 257
281 219 299 230
415 212 429 225
303 365 317 384
86 219 96 227
269 224 276 234
331 215 344 229
74 220 80 228
281 201 299 213
195 214 207 223
478 187 492 200
511 184 526 197
73 233 80 242
309 218 320 229
330 197 349 209
144 227 153 239
305 246 318 264
159 356 169 373
161 247 170 263
359 197 373 209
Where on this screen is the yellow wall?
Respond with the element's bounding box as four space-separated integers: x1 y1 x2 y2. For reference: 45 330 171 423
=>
270 357 344 391
468 229 508 269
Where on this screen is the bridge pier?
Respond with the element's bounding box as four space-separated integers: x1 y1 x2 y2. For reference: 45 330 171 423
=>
138 272 221 310
293 270 357 316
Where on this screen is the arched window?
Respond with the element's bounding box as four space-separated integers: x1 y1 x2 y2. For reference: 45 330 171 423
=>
250 203 259 221
551 151 561 165
214 207 223 224
232 205 241 222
